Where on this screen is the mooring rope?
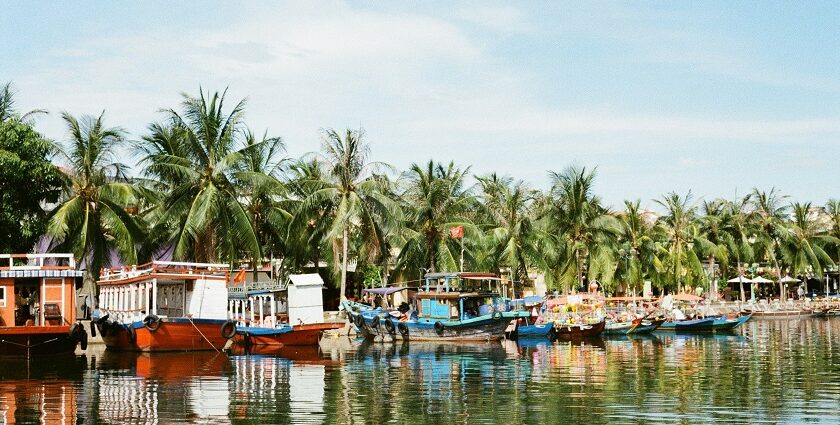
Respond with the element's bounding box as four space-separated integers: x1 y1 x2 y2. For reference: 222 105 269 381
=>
186 316 220 353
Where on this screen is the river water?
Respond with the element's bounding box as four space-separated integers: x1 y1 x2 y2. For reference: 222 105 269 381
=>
1 318 839 424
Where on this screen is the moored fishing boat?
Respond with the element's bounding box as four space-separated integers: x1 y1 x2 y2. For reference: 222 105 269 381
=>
0 254 88 357
657 317 716 332
543 293 607 339
93 261 234 352
710 313 751 330
228 273 343 350
507 296 554 339
350 272 526 342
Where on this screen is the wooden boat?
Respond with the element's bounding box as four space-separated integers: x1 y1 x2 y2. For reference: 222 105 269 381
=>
506 296 553 339
629 318 665 334
349 272 525 342
657 317 716 332
513 319 554 338
228 273 344 350
93 261 233 352
711 313 751 330
0 254 88 357
553 320 606 339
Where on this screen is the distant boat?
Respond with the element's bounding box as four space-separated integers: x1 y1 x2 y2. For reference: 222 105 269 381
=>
710 313 751 330
553 320 606 339
657 317 716 332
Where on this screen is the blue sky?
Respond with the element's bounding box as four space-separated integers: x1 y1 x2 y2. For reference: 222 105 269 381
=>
3 1 839 210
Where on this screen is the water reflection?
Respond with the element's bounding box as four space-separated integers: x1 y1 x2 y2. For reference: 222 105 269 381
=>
0 318 839 423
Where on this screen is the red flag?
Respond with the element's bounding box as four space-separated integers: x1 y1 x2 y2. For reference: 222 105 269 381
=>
450 225 464 239
233 268 247 284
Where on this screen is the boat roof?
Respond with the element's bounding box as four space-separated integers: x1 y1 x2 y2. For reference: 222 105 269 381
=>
423 272 501 280
0 253 82 278
98 260 229 285
363 286 418 295
414 291 498 299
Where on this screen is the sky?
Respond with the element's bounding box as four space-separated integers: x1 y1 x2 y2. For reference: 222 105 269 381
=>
2 1 840 211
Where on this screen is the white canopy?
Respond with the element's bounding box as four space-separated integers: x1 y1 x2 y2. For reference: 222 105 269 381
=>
780 275 801 283
727 276 753 283
752 276 774 284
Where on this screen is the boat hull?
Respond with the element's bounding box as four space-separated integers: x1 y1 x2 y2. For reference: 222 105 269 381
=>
359 315 514 341
514 322 554 338
554 321 606 338
97 318 230 352
234 322 345 347
0 326 80 357
657 318 716 332
711 314 751 330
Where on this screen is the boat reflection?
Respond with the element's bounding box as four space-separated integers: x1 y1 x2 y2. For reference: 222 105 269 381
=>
0 355 87 424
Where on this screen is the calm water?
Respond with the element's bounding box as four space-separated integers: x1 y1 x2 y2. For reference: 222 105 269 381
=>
1 318 839 424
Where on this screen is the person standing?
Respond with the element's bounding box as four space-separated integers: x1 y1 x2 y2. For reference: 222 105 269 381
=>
797 285 805 300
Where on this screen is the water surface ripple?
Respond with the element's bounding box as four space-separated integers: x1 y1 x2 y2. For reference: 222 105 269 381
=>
1 318 839 424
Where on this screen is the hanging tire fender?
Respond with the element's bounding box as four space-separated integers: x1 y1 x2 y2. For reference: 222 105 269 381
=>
434 321 445 336
384 318 396 335
221 320 237 339
143 314 162 332
126 325 137 343
398 322 409 337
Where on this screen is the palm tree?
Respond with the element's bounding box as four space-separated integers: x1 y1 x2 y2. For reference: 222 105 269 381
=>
0 81 46 122
543 166 620 293
780 203 835 295
301 128 400 300
138 88 262 263
617 200 662 296
47 112 142 280
395 161 475 276
698 199 732 299
475 174 538 287
721 195 755 302
826 199 840 287
655 192 707 294
750 188 789 300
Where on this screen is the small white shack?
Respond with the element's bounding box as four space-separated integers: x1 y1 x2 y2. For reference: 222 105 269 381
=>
287 274 326 325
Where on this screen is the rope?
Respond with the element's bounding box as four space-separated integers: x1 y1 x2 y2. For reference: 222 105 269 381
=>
1 337 59 348
186 316 220 353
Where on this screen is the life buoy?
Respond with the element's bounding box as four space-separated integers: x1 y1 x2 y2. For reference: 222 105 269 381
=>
398 322 409 337
353 314 365 328
143 314 162 332
384 318 396 335
221 320 237 339
434 321 445 336
126 325 137 343
492 310 503 320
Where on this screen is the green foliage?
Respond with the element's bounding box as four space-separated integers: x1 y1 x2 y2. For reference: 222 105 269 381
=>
0 119 62 252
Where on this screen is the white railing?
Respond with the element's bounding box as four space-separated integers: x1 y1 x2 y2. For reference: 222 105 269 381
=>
100 260 230 281
0 253 75 270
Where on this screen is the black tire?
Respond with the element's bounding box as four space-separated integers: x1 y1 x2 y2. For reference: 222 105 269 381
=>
221 320 237 339
126 325 137 343
90 320 97 338
384 318 396 335
370 318 380 329
398 322 409 337
353 314 365 328
434 321 445 336
492 310 503 321
143 314 162 332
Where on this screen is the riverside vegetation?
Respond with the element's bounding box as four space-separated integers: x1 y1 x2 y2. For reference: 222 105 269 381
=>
2 82 839 300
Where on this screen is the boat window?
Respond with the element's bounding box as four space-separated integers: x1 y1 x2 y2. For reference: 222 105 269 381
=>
0 287 5 307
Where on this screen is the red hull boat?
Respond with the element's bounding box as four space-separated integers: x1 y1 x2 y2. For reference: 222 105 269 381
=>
233 322 345 348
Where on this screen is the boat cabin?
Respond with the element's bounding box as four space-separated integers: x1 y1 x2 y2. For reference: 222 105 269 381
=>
228 273 327 327
97 261 230 324
414 291 500 321
0 254 82 328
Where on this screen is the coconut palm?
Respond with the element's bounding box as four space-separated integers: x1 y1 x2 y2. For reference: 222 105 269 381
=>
750 188 789 299
655 192 708 294
697 199 733 299
0 81 46 123
395 161 475 276
47 112 142 279
616 200 662 296
475 174 539 286
300 128 400 300
138 88 261 263
543 166 620 292
780 203 835 294
826 199 840 271
721 195 756 302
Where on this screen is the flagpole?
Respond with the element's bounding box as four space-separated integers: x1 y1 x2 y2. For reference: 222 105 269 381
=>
460 235 464 272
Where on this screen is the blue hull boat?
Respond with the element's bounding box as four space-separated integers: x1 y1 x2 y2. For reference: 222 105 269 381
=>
711 314 751 330
515 322 554 338
657 317 716 332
